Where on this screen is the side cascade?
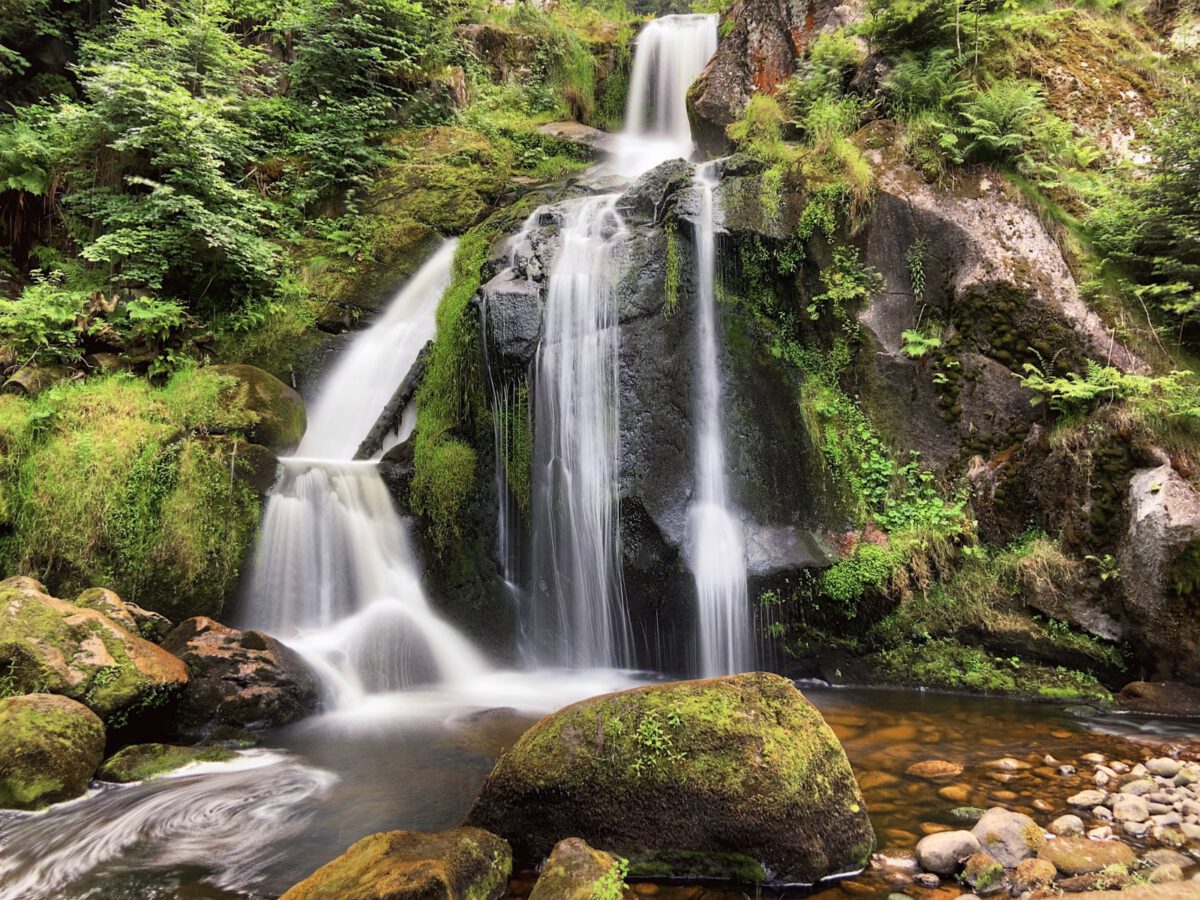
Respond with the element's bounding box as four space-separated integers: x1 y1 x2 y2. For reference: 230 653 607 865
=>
689 164 752 676
244 239 490 705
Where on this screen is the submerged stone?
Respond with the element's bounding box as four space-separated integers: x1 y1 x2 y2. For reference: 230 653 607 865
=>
281 827 512 900
0 693 105 810
1038 837 1135 876
465 673 874 886
96 742 236 783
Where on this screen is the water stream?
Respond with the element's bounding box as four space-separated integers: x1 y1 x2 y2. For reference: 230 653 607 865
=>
689 165 752 677
244 238 491 700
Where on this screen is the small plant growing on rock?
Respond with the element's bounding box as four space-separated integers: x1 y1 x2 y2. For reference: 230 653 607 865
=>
594 856 628 900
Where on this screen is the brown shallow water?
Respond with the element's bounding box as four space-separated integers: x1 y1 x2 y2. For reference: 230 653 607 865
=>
1 684 1197 899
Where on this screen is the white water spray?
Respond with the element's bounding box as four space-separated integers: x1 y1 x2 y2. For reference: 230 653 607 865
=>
690 165 752 676
529 196 634 667
616 14 718 176
245 239 490 700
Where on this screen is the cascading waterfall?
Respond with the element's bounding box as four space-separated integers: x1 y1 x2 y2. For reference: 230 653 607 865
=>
529 196 634 667
616 14 718 176
245 239 489 701
514 15 719 669
689 165 752 676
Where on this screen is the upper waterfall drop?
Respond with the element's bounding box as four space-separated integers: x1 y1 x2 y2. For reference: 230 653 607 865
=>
244 239 490 701
690 165 752 677
616 13 718 177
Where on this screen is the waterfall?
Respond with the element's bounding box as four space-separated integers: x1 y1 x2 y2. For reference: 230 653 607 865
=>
616 14 718 177
528 196 634 667
244 239 490 701
690 165 752 677
500 15 719 669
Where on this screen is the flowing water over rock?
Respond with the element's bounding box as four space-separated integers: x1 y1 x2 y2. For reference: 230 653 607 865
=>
616 14 718 176
244 239 491 698
689 165 752 677
528 196 634 667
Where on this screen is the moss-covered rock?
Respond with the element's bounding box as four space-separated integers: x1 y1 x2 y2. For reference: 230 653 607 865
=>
528 838 623 900
210 364 306 454
465 673 873 886
96 742 236 783
0 693 105 810
281 827 512 900
75 587 173 643
961 852 1006 894
0 577 188 723
1038 837 1135 876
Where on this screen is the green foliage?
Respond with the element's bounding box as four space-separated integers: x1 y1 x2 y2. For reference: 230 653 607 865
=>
806 245 883 322
594 858 629 900
726 94 793 165
861 0 958 54
883 49 968 120
901 325 942 359
1018 359 1200 422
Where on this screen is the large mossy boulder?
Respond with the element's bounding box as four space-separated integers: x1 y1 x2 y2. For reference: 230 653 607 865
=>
0 577 188 722
464 672 874 886
96 742 236 783
0 693 105 810
210 364 306 454
281 827 512 900
528 838 623 900
161 617 322 739
75 587 173 643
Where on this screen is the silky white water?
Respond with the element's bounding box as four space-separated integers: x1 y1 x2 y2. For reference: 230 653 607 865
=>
690 165 752 676
245 238 491 698
529 195 634 667
616 13 718 176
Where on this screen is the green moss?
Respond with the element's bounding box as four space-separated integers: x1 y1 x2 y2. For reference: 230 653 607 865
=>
97 743 236 783
0 369 261 620
664 220 681 316
0 693 105 810
871 638 1112 703
497 378 533 513
411 231 492 550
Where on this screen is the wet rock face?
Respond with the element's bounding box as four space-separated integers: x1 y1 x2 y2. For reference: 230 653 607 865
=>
160 617 321 740
209 364 307 454
477 163 835 670
688 0 859 154
0 693 105 810
465 673 875 886
281 826 512 900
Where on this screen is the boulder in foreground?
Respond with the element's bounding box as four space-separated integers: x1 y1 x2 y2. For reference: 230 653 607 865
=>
281 827 512 900
0 693 105 810
0 577 188 721
161 617 322 739
465 672 874 886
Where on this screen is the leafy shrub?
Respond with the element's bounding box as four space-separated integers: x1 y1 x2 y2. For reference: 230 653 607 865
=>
861 0 958 54
883 49 968 120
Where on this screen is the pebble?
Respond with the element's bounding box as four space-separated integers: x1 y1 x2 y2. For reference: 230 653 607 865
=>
1143 848 1193 869
990 757 1032 771
1043 755 1059 766
1148 758 1182 778
1124 820 1152 837
1154 812 1183 827
907 759 964 779
1113 796 1150 823
1083 753 1107 764
1048 814 1085 836
1094 805 1114 822
1068 789 1107 806
938 784 972 803
1057 764 1076 776
1120 778 1157 796
1148 864 1185 884
913 873 941 888
1033 798 1054 813
1088 826 1114 840
1182 823 1200 840
1111 761 1131 774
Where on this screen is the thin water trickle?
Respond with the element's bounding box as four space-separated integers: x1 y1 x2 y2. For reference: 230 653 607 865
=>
690 165 752 677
